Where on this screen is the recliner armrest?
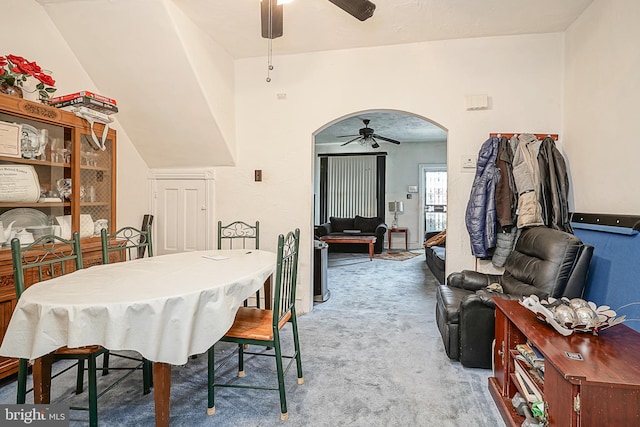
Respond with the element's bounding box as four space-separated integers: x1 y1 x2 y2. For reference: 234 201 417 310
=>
447 270 502 292
458 293 497 368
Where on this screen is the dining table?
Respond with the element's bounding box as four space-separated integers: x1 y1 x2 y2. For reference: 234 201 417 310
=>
0 249 276 426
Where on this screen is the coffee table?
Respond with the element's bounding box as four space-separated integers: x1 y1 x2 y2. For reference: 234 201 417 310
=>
319 235 377 261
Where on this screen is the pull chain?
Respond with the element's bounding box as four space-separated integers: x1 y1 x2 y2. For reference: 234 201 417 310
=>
266 38 273 83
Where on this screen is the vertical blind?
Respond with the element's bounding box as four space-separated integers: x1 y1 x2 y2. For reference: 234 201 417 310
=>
327 156 377 218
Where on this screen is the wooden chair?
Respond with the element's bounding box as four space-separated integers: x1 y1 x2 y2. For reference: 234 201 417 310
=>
207 228 303 421
218 220 262 308
11 233 106 427
100 225 154 393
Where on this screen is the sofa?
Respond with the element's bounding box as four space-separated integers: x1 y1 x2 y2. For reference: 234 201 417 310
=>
435 226 593 369
424 231 445 285
315 216 387 254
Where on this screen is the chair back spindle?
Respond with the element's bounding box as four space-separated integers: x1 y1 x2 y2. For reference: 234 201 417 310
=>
101 226 153 264
12 233 83 300
218 221 259 250
272 229 300 327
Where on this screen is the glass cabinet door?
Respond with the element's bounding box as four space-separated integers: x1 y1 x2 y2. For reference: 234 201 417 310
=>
78 131 114 237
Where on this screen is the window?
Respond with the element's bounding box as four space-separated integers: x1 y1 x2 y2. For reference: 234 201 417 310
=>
424 169 447 232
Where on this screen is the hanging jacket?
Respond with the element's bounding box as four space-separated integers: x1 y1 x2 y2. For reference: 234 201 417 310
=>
538 136 572 233
512 134 544 228
465 136 499 259
495 136 518 228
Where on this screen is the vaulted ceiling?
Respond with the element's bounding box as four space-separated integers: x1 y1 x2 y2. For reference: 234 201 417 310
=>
35 0 593 166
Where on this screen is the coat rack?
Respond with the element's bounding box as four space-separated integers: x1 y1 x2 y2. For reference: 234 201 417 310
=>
489 133 558 140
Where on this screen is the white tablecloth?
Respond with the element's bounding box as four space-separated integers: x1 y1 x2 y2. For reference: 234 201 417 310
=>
0 250 275 365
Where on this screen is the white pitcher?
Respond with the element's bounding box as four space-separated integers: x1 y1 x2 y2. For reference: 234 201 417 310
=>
0 220 16 245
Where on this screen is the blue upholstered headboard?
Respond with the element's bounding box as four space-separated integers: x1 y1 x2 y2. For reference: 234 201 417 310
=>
571 212 640 332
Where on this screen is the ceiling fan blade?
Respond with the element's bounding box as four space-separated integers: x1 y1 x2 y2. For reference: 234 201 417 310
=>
373 134 401 144
328 0 376 21
261 0 283 39
370 137 380 149
336 134 359 138
341 136 361 146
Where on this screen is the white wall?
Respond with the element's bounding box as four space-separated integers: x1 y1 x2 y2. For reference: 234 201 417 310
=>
564 0 640 215
216 33 565 312
3 0 150 230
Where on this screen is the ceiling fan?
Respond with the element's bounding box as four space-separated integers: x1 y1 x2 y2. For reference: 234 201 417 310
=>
338 119 401 149
262 0 376 39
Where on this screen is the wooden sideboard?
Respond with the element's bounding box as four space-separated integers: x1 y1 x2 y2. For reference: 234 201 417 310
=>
489 298 640 426
0 94 117 380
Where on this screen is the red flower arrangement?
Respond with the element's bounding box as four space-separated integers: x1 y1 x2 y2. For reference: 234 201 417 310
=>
0 54 56 100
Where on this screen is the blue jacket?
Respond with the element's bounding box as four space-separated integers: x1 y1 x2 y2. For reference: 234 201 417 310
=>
465 136 499 258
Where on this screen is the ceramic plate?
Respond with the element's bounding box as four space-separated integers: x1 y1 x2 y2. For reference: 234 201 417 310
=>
0 208 49 230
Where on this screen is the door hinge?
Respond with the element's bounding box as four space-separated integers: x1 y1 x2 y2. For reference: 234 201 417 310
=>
573 393 580 413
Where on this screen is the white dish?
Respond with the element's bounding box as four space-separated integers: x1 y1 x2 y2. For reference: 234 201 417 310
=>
0 208 49 230
80 214 94 238
56 214 94 239
56 215 71 240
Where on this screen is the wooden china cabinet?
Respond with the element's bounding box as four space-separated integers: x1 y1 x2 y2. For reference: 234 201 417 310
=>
489 299 640 426
0 94 117 379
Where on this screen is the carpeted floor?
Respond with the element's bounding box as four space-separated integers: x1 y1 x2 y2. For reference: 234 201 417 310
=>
0 252 505 426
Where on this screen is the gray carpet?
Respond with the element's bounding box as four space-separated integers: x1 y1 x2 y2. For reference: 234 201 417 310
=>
0 251 505 426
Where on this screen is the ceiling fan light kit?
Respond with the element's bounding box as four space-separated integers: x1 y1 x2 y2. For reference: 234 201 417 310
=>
328 0 376 21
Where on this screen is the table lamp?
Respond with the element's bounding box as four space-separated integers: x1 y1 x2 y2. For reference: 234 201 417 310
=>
388 201 404 229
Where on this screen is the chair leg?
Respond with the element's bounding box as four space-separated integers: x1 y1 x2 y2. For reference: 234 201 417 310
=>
16 358 28 404
255 290 261 309
143 359 153 395
75 359 85 395
238 343 245 377
273 334 288 421
87 355 98 427
291 318 304 384
207 347 216 415
101 350 110 376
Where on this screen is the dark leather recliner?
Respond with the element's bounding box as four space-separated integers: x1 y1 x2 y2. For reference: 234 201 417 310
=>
435 226 593 369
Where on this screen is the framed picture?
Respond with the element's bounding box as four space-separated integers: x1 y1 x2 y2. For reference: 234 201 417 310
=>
0 121 21 158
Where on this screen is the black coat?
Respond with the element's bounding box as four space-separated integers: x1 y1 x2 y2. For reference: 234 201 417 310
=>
538 137 572 233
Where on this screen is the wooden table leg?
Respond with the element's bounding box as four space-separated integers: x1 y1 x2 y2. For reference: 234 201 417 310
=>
369 242 374 261
263 275 273 309
153 362 171 427
32 353 54 404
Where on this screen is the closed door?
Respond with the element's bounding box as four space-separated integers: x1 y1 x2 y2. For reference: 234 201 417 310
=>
154 179 209 254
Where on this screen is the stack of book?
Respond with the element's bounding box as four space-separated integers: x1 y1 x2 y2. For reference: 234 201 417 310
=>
513 343 545 404
47 91 118 115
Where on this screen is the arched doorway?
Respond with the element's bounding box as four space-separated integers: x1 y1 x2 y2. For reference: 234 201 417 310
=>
311 109 448 297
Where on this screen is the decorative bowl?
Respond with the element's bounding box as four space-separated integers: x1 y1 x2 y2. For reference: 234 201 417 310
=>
520 295 626 336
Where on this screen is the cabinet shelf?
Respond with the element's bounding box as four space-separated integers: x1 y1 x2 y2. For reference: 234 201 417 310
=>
0 202 70 208
0 155 70 168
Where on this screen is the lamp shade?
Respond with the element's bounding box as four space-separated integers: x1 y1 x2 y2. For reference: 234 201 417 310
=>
388 201 404 213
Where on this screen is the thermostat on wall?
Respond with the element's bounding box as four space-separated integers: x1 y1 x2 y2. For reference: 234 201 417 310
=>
407 185 418 193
